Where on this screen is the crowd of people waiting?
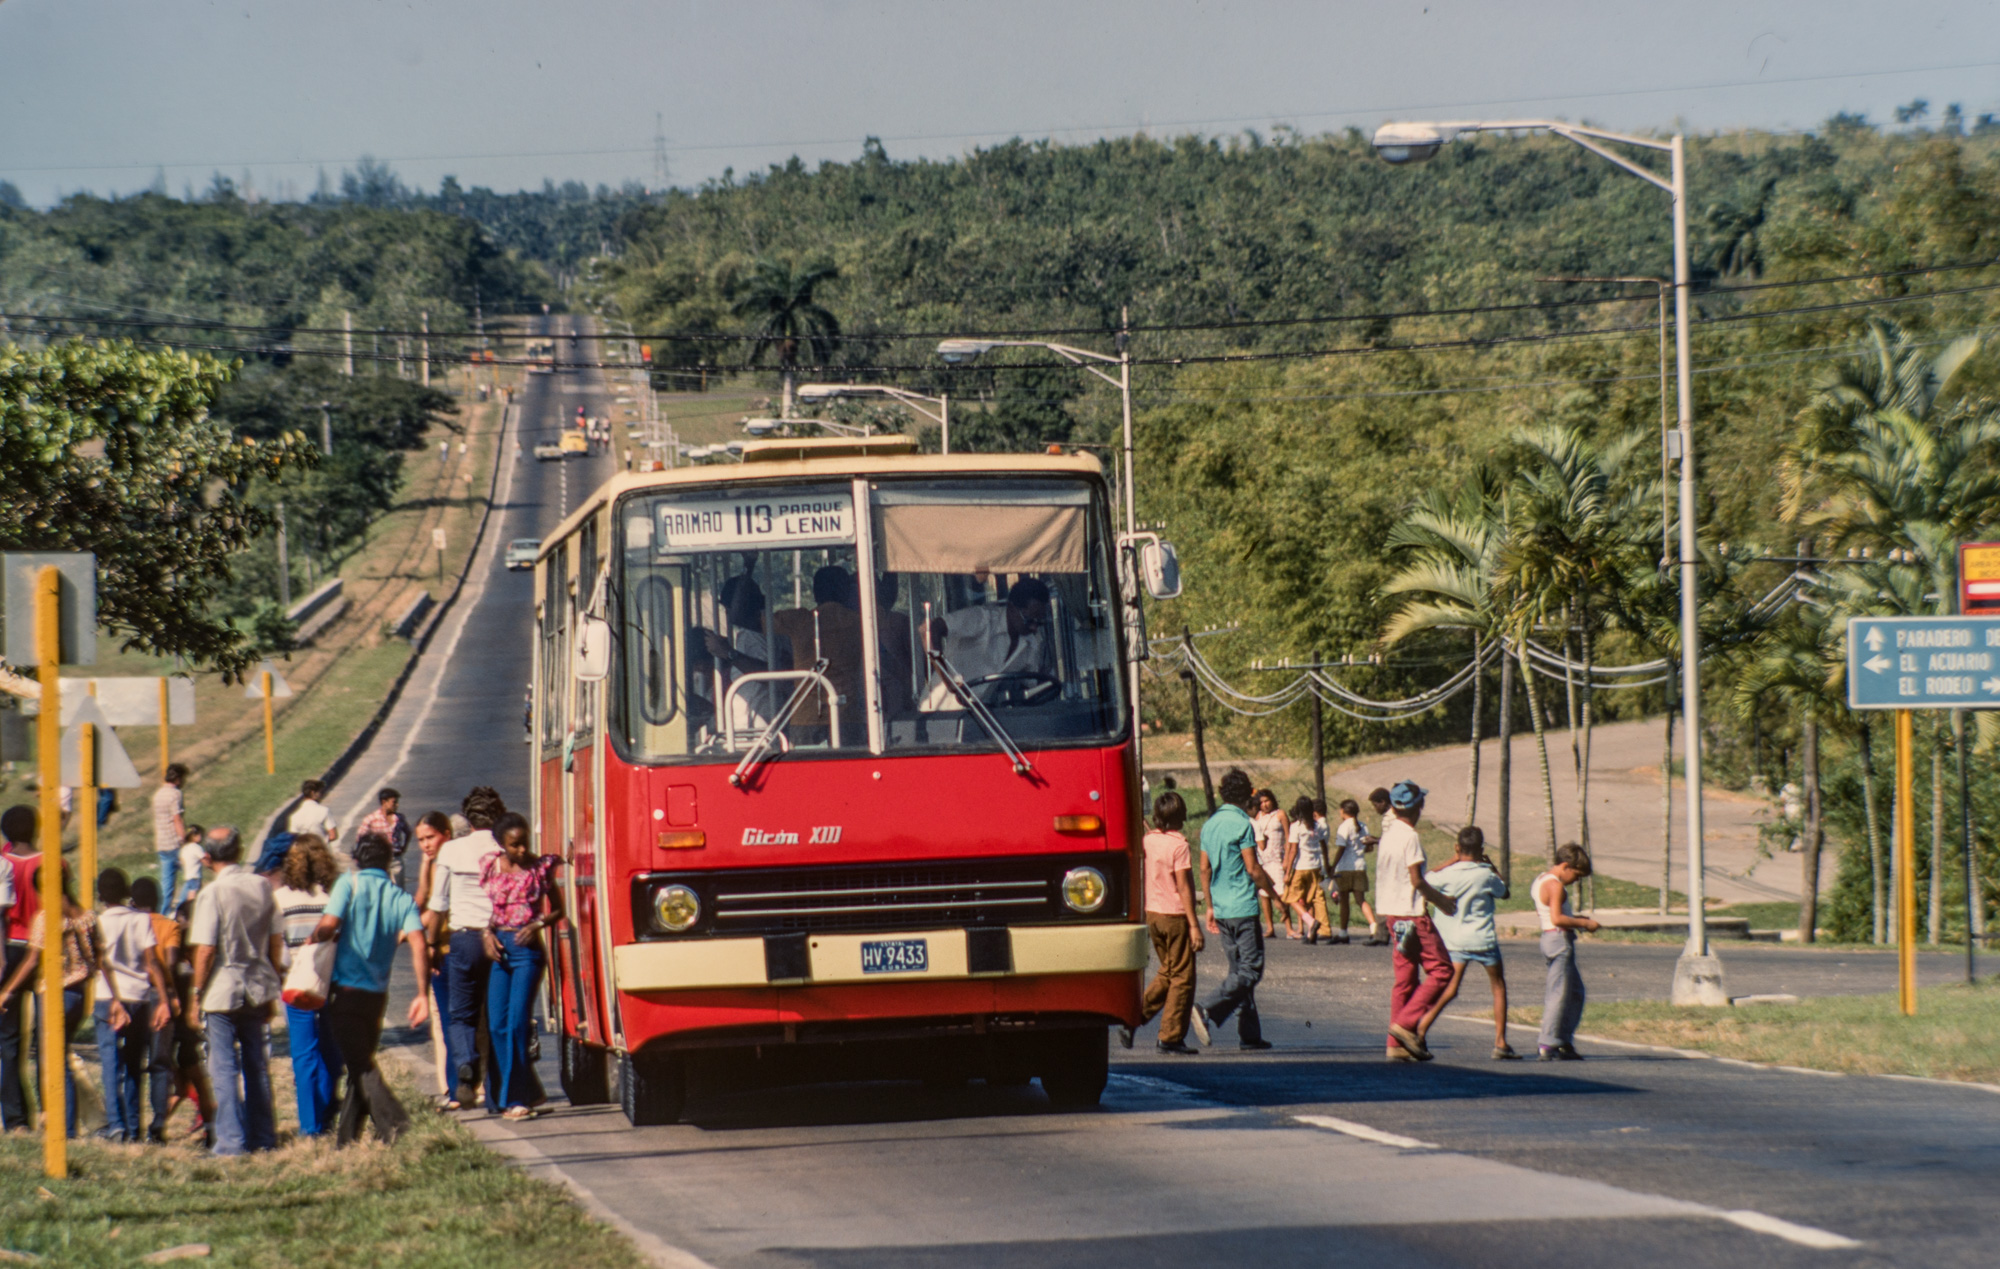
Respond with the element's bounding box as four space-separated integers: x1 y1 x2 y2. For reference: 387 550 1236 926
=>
1124 767 1602 1063
0 778 561 1154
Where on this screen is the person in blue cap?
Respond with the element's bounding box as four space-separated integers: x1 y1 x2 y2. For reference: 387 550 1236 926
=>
1373 780 1459 1062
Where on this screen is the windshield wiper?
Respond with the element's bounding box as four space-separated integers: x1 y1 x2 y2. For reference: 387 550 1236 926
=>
927 649 1035 776
728 658 833 788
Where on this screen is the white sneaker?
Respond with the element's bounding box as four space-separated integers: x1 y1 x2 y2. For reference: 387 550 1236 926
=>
1189 1004 1213 1047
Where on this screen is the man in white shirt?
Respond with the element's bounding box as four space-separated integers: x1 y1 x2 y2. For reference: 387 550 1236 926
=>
152 764 188 905
422 787 503 1108
1373 781 1458 1063
921 579 1052 709
288 779 341 857
189 825 285 1155
92 868 174 1142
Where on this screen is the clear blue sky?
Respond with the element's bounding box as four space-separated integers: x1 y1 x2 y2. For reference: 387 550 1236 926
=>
3 0 1997 207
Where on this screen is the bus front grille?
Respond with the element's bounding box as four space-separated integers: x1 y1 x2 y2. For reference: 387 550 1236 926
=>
633 855 1125 937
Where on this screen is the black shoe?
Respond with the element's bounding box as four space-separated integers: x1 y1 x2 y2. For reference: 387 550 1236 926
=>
1156 1040 1199 1055
1363 934 1390 947
1116 1026 1135 1050
1555 1044 1584 1061
1330 934 1351 945
146 1127 167 1144
1238 1039 1274 1051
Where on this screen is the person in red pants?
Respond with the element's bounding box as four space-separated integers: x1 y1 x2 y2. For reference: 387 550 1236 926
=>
1372 781 1459 1062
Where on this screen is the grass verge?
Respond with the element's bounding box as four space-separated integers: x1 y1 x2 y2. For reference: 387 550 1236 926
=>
0 1059 646 1269
1509 978 2000 1083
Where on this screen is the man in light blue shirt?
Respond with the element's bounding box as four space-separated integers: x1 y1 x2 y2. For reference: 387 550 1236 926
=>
1193 768 1282 1050
309 833 429 1145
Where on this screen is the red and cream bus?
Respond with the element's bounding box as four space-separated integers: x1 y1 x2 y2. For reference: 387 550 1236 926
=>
532 436 1154 1124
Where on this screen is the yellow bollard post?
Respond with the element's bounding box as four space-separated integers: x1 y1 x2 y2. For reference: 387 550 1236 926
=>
1896 709 1918 1016
262 669 275 775
35 566 66 1179
159 675 171 775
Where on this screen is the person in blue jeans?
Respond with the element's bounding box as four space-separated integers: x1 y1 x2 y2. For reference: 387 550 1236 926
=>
272 835 343 1136
91 869 174 1141
1192 768 1283 1051
309 833 430 1145
424 788 508 1109
188 825 285 1156
479 812 562 1119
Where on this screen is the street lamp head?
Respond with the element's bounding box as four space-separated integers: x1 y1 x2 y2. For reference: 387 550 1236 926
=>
794 384 847 403
936 339 1000 363
1372 122 1456 164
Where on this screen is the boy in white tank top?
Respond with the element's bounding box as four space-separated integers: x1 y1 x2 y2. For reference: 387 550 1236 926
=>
1535 843 1601 1060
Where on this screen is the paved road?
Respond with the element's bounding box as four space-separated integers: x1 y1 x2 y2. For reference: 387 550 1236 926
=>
331 360 1998 1267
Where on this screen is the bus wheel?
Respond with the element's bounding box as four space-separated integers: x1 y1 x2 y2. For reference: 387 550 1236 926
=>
618 1050 686 1126
561 1034 611 1106
1037 1028 1109 1110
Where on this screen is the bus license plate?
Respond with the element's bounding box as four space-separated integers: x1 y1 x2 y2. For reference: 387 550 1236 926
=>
860 938 929 975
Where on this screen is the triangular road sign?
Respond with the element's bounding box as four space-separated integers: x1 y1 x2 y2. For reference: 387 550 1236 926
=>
242 661 294 699
60 696 142 789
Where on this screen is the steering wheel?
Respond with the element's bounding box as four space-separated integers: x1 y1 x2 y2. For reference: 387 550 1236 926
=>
966 671 1061 707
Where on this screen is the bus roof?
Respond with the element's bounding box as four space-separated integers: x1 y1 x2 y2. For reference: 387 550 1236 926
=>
537 439 1107 555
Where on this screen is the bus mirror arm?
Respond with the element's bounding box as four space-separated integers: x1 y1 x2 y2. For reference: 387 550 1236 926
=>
927 649 1036 777
728 661 837 788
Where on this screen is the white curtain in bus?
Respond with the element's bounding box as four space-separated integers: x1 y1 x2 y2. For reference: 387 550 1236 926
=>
879 503 1085 575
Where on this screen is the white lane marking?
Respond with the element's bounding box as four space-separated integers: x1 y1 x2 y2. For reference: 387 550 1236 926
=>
1294 1109 1862 1249
1294 1114 1439 1151
1878 1072 2000 1094
1714 1208 1863 1250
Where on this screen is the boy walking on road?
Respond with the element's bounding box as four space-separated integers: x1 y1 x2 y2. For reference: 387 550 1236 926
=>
1327 799 1376 945
1420 827 1517 1059
1193 769 1283 1050
1375 781 1460 1062
1122 790 1209 1054
1536 843 1602 1060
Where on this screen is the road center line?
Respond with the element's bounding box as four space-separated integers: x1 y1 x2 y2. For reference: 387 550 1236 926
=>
1713 1209 1863 1250
1292 1113 1439 1150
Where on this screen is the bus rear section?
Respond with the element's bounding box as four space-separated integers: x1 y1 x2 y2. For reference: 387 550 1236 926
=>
534 442 1149 1124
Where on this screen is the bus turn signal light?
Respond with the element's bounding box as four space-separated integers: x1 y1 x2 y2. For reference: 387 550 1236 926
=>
657 830 706 850
1053 815 1103 834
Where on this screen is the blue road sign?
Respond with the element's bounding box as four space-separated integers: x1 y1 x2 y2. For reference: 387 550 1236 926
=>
1847 616 2000 709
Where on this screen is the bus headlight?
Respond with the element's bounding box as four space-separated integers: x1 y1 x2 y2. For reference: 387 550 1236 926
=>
1060 866 1108 914
653 884 701 933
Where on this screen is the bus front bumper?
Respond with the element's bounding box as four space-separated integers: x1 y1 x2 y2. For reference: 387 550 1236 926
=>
612 922 1149 992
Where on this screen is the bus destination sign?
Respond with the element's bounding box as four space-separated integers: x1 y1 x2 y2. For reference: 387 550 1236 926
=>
657 491 855 552
1847 615 2000 709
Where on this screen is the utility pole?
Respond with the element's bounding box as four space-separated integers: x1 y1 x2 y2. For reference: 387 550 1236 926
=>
343 310 354 376
420 311 431 386
1308 648 1326 807
318 401 332 457
275 500 291 608
1182 629 1216 814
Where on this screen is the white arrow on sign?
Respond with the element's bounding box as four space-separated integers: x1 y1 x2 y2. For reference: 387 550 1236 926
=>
242 661 294 699
1985 677 2000 694
1864 627 1886 650
59 696 142 789
1864 655 1892 674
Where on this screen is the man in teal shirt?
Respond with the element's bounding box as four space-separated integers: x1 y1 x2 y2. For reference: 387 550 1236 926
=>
309 833 429 1146
1194 768 1282 1049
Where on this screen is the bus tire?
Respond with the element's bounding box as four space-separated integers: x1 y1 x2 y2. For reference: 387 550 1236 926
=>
618 1050 686 1127
1037 1028 1109 1109
561 1034 611 1106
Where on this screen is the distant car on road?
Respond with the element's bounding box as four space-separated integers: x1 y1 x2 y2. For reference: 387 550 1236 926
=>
560 431 590 455
533 443 567 461
504 539 541 570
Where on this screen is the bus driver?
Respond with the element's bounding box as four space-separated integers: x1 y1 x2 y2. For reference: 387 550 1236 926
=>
922 578 1053 708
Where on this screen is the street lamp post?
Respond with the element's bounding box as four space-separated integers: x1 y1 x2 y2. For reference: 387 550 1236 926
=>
1375 119 1725 1004
935 333 1145 762
795 384 951 452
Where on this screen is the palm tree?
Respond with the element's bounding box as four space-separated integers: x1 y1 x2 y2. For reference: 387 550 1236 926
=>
1498 423 1652 857
1381 477 1515 871
733 256 841 417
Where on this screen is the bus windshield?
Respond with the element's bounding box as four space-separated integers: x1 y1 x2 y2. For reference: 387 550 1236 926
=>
614 475 1126 763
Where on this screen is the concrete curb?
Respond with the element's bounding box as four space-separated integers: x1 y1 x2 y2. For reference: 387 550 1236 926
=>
251 399 513 849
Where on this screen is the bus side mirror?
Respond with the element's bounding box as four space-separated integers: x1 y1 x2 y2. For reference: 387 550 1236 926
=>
1141 540 1182 600
574 615 611 682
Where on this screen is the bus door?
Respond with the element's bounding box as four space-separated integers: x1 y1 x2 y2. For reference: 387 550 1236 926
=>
545 544 604 1047
568 520 620 1047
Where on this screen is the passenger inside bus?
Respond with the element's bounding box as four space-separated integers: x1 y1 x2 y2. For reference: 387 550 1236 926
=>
771 565 865 743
